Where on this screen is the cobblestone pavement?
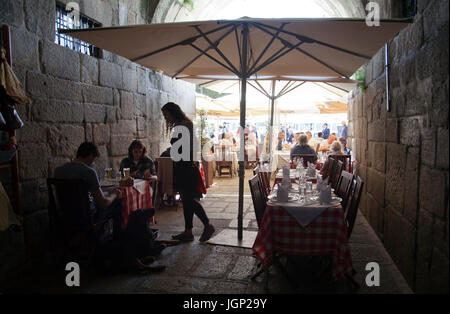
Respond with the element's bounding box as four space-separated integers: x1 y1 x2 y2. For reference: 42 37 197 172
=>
6 170 412 294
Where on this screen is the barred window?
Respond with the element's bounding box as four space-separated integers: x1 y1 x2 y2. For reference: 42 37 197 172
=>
54 2 102 57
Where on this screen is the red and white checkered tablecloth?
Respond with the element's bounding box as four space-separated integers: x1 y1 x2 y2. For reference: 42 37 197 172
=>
252 204 353 280
118 180 153 229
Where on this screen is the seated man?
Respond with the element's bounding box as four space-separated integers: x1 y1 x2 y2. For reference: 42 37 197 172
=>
290 134 318 163
54 142 124 236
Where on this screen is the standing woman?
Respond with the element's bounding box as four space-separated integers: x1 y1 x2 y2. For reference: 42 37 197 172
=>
161 102 215 242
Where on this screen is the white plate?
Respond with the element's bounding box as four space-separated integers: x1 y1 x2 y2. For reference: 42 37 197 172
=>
268 193 300 203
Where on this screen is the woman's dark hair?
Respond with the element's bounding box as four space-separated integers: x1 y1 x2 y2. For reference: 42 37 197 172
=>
128 140 147 160
76 142 100 158
161 102 192 134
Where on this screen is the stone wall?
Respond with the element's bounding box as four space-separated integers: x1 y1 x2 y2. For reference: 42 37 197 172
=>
348 0 449 293
0 0 195 286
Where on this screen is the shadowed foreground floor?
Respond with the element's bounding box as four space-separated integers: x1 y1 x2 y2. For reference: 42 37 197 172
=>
4 170 412 294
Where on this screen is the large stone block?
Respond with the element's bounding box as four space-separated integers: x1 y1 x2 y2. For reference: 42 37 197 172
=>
10 27 39 71
385 119 399 143
31 98 84 123
419 166 446 218
110 135 133 156
99 59 123 89
417 208 434 267
385 143 406 210
84 103 107 123
21 178 48 215
137 67 147 94
366 194 384 235
92 124 111 145
53 78 83 102
371 47 385 80
148 70 162 90
420 128 436 167
368 120 385 142
405 77 432 117
399 117 421 147
24 0 55 40
430 77 449 128
401 15 424 57
436 128 449 169
16 122 47 143
414 250 432 293
134 93 147 117
47 124 85 157
110 120 136 135
82 85 114 105
41 40 80 82
80 54 99 85
367 167 385 205
403 147 420 225
120 90 135 120
122 64 137 92
383 207 416 286
368 141 385 173
106 106 119 124
390 86 406 118
26 72 53 99
85 123 93 142
18 143 49 180
423 0 449 41
92 145 110 178
0 0 24 27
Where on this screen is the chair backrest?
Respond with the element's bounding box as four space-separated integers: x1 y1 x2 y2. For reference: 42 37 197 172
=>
214 145 233 164
291 154 315 168
336 171 354 210
47 178 95 248
258 171 271 199
331 160 344 190
323 156 336 180
344 175 364 239
248 175 267 229
329 154 352 172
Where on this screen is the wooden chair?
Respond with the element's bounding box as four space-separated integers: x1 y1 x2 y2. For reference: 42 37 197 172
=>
291 154 316 169
214 144 233 177
331 160 344 190
248 175 267 229
47 178 113 264
258 171 271 200
344 175 364 239
329 154 352 172
336 171 354 211
322 156 336 181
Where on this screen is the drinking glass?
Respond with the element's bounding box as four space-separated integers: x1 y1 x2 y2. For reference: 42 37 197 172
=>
123 168 131 178
105 168 113 180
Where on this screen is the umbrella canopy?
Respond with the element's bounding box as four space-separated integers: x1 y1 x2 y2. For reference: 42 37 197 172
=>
61 17 411 241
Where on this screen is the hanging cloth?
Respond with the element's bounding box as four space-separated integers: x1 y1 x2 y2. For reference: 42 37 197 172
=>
0 48 31 105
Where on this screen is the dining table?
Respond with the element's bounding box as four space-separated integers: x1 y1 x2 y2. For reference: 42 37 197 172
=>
252 181 353 284
101 178 154 229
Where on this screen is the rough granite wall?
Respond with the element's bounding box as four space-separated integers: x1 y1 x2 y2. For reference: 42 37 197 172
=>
0 0 195 286
348 0 449 293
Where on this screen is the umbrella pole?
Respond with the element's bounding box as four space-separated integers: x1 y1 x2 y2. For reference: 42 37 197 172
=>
268 80 276 167
238 24 249 241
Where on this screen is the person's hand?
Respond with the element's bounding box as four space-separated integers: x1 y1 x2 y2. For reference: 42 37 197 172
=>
112 188 123 199
144 169 152 179
131 170 139 178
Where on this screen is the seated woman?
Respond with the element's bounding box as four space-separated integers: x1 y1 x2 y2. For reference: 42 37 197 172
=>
290 134 318 163
329 141 344 155
120 140 157 181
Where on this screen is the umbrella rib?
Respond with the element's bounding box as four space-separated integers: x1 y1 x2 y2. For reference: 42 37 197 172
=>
172 25 238 78
249 40 303 77
247 22 287 75
234 28 243 72
193 25 240 75
321 81 352 93
130 23 234 62
250 80 271 98
189 43 239 76
276 80 294 97
252 21 371 60
251 23 348 78
278 81 306 97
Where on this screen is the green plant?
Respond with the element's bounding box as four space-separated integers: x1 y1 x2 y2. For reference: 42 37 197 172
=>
196 108 209 151
181 0 194 11
353 67 366 93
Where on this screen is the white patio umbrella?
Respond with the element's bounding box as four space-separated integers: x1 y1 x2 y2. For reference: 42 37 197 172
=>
61 17 411 241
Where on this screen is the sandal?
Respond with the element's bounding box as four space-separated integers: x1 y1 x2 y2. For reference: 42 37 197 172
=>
171 232 194 242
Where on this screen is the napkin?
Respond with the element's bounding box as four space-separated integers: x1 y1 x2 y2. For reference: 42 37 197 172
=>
282 165 292 188
133 179 147 194
276 183 289 202
319 185 332 204
316 176 329 191
307 162 316 177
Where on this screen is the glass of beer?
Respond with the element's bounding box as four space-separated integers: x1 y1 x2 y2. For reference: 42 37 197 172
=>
123 168 131 178
105 168 113 180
